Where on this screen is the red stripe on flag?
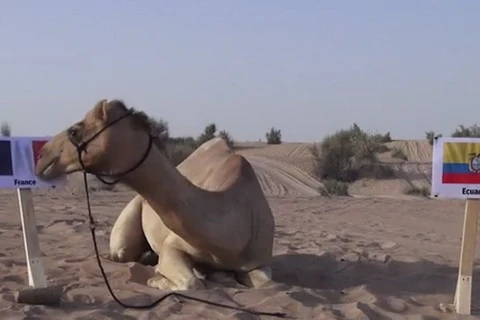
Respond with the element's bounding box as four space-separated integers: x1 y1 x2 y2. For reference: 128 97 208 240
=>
442 173 480 184
31 140 48 167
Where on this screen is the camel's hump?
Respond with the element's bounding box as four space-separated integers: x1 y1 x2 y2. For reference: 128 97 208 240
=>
177 138 255 192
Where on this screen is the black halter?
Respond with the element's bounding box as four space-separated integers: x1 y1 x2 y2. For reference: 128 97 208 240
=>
69 110 153 185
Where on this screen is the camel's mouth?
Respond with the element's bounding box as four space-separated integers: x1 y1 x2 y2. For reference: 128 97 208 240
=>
36 157 58 180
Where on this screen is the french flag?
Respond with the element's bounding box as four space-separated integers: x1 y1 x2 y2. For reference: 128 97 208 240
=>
0 137 65 189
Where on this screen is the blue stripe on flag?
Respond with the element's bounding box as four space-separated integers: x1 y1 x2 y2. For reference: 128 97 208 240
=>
0 140 13 176
442 163 471 174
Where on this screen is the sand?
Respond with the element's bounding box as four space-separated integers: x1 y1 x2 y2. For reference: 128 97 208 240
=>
0 140 478 319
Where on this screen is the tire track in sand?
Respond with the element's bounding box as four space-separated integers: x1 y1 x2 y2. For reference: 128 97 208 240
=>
245 155 321 197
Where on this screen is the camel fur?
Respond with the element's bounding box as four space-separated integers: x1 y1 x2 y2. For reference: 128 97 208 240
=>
34 99 276 290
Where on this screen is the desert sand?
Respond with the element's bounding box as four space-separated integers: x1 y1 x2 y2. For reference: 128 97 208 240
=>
0 140 478 319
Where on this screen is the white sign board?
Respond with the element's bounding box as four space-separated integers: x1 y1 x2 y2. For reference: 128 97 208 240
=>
432 137 480 199
0 137 66 189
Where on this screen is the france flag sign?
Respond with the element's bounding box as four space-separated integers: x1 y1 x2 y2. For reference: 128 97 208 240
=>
0 137 66 189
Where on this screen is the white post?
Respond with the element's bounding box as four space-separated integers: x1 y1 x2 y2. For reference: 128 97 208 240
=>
17 188 47 288
453 198 479 315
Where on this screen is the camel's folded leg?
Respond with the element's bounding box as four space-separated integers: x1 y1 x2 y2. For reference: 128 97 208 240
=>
236 266 273 288
147 243 204 291
146 273 173 290
109 195 151 263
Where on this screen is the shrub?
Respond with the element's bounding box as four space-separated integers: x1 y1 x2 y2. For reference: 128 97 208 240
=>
218 130 235 150
368 163 395 179
425 131 441 146
451 124 480 137
320 180 349 196
371 131 392 143
426 124 480 145
1 122 11 137
139 117 237 166
150 118 169 141
404 185 430 197
311 123 392 183
266 127 282 144
391 147 407 160
165 136 197 166
197 123 217 146
311 130 359 182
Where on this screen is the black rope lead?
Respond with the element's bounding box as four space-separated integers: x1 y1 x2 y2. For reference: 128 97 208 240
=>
82 172 288 318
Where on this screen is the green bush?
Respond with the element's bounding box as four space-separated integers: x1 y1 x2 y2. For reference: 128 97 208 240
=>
451 124 480 137
1 122 11 137
165 139 197 166
266 127 282 144
218 130 235 150
404 185 430 197
371 131 392 143
197 123 217 146
368 163 395 179
391 147 407 160
426 124 480 146
425 131 442 146
320 180 349 196
311 123 392 183
146 117 236 165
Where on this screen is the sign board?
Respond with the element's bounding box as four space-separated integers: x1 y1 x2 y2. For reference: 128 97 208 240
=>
432 137 480 199
0 137 66 189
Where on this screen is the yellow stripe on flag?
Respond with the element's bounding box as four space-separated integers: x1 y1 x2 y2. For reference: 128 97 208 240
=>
443 142 480 164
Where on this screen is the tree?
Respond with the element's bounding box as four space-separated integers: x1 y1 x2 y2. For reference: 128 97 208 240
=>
197 123 217 146
310 123 393 183
425 130 441 146
266 127 282 144
451 124 480 137
147 117 169 141
1 122 11 137
218 130 235 149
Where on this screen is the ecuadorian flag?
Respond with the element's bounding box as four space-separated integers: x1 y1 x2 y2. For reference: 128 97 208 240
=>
442 142 480 184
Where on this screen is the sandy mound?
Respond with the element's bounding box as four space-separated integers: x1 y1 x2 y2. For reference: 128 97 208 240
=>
237 140 434 198
0 188 476 319
245 156 321 197
384 140 433 163
237 142 321 197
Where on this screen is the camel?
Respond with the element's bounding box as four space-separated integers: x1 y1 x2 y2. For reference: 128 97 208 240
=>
34 99 276 291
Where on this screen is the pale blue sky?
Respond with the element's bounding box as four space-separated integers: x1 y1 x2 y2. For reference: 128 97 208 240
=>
1 1 479 142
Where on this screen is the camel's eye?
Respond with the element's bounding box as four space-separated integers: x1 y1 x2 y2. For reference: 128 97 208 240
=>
67 126 83 144
67 122 85 145
68 127 78 138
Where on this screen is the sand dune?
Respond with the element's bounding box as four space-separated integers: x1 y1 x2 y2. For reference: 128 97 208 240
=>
237 142 320 197
244 156 321 197
237 140 433 198
385 140 433 163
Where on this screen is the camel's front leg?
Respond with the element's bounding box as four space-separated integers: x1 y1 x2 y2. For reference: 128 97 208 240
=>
147 245 204 291
109 195 150 263
146 272 172 290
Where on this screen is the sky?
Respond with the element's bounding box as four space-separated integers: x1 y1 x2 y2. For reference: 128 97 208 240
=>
1 1 479 142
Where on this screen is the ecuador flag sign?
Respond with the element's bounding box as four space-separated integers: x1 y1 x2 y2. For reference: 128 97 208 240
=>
432 137 480 199
442 142 480 184
0 137 65 189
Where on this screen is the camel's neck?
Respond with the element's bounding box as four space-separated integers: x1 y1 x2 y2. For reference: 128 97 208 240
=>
123 145 192 209
120 142 216 249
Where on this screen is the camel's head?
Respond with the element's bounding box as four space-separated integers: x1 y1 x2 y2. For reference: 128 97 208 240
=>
35 99 157 181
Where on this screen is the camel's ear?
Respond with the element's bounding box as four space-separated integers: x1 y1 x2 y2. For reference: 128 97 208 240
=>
92 99 109 122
